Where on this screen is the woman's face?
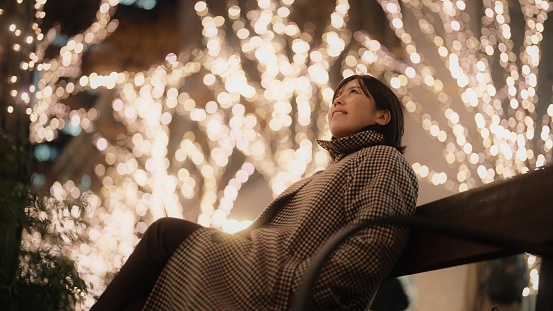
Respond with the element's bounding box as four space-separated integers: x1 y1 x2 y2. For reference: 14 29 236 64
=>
327 79 387 138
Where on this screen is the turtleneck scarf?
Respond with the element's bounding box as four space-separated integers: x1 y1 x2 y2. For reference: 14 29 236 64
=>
317 127 385 162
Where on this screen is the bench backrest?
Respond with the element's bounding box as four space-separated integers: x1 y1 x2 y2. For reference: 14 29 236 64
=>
391 164 553 276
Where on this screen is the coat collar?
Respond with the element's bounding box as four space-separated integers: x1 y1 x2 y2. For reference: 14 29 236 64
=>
317 127 385 162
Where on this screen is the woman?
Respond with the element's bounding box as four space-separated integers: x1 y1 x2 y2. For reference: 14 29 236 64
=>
92 74 418 310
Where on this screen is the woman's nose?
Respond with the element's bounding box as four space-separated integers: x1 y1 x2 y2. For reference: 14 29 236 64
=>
332 96 343 106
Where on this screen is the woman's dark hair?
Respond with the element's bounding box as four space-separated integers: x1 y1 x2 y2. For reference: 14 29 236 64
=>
333 74 406 153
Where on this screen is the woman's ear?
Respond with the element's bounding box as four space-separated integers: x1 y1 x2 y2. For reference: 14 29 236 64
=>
375 109 391 126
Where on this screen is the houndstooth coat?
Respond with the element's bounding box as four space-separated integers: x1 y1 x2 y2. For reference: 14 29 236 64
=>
143 128 418 310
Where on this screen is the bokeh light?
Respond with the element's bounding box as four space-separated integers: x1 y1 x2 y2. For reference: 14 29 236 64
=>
7 0 552 308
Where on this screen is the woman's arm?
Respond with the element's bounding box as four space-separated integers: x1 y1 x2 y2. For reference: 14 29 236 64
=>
295 146 418 309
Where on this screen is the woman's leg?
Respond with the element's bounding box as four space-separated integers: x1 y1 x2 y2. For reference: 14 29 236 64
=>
91 217 202 311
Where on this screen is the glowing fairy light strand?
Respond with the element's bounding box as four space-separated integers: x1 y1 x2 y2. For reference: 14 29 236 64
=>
15 0 552 306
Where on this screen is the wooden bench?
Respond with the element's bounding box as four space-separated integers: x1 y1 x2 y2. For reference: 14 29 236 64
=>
293 164 553 310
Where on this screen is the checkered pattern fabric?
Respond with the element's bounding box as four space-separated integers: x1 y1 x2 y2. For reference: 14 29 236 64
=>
143 129 418 310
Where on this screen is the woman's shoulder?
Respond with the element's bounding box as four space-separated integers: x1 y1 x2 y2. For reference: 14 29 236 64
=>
355 144 415 174
355 145 418 188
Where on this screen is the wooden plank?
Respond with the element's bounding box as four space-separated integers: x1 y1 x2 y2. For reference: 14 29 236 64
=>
292 165 553 311
391 164 553 277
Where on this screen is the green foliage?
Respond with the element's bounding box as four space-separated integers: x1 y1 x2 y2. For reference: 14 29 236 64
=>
11 250 87 311
1 181 91 311
0 179 26 310
0 131 90 311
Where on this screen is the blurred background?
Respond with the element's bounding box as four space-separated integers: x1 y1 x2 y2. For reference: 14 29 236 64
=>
1 0 552 309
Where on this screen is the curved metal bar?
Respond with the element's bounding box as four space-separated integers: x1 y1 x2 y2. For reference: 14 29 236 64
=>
291 215 553 311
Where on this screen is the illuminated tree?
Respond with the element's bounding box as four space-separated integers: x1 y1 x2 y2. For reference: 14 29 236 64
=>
5 0 551 306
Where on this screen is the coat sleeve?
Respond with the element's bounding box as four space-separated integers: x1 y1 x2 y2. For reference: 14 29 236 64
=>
295 146 418 310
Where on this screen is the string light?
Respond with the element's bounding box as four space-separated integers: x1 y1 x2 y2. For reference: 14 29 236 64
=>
10 0 551 307
359 0 553 192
